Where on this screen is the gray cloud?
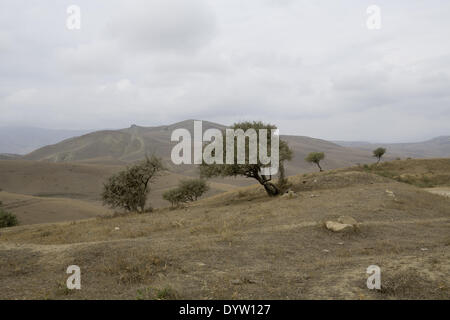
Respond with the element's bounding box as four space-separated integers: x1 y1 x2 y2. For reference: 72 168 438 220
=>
0 0 449 143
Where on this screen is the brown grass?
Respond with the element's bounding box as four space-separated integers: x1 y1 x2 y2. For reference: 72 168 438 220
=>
0 159 449 299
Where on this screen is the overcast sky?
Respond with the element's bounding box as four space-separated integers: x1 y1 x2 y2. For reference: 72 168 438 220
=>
0 0 449 142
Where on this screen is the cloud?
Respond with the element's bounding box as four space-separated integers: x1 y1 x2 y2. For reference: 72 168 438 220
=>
106 0 216 54
0 0 449 143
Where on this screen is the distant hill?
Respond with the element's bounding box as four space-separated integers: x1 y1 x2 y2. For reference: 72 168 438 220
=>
333 136 450 159
0 126 90 154
0 153 22 160
22 120 384 174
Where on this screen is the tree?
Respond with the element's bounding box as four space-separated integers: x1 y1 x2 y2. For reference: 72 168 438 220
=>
163 179 210 207
305 152 325 172
373 147 386 164
102 156 164 212
200 121 293 196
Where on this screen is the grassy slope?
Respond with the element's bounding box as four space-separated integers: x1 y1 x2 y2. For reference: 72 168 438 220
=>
348 158 450 188
0 159 449 299
0 160 250 224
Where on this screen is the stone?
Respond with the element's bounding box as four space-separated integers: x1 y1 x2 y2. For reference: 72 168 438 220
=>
385 189 395 197
325 221 354 232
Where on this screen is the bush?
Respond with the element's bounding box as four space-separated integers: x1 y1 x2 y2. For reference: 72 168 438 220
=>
163 179 210 207
0 209 19 228
162 188 186 207
178 179 210 201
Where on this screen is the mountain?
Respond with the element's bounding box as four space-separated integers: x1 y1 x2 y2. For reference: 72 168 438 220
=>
0 126 90 154
23 120 384 174
333 136 450 159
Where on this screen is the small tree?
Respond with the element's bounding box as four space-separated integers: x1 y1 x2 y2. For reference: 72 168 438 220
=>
163 179 209 207
102 156 164 212
373 147 386 164
305 152 325 172
162 188 186 207
200 121 293 196
178 179 210 201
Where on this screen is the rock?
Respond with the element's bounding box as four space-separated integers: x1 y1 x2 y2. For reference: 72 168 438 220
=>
337 216 358 226
231 279 242 285
325 221 354 232
114 227 120 231
385 189 395 197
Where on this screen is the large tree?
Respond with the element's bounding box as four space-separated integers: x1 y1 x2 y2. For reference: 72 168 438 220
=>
199 121 293 196
102 156 164 212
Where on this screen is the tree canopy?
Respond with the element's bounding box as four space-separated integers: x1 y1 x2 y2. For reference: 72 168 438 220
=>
200 121 293 196
373 147 386 164
305 152 325 172
102 156 164 212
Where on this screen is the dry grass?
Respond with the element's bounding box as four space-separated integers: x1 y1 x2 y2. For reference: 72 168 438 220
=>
0 159 449 299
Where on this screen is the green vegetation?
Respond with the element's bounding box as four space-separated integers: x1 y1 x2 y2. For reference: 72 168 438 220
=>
163 179 209 207
0 203 18 228
373 147 386 164
305 152 325 172
102 156 164 212
200 121 293 196
359 159 450 188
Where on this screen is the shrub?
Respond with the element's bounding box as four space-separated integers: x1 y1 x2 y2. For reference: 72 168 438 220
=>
163 179 209 207
0 209 19 228
162 188 186 207
177 179 210 201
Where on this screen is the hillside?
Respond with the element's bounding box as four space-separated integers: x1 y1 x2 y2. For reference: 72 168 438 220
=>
0 160 250 224
0 159 449 299
334 136 450 159
0 192 112 225
23 120 383 174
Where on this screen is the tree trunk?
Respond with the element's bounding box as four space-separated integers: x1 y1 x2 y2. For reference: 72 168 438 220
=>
262 181 280 196
253 172 280 196
316 162 323 172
